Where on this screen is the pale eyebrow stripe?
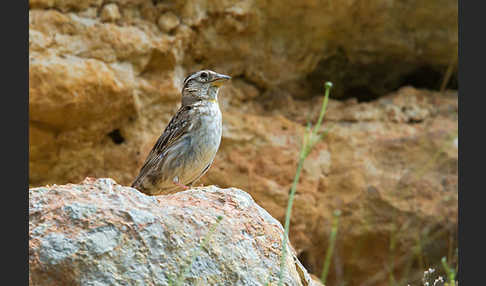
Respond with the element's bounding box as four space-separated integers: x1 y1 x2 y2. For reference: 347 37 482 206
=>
183 72 199 86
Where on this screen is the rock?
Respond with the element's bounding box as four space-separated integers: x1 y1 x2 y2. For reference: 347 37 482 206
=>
100 3 121 23
28 0 457 185
158 12 180 33
29 0 457 97
29 178 321 286
201 86 458 285
29 80 457 284
29 0 458 284
30 0 103 12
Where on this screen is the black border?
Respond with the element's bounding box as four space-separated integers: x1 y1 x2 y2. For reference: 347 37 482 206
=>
458 1 484 285
5 0 29 284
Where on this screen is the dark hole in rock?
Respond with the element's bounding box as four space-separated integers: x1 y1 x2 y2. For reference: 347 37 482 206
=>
307 49 458 103
341 86 381 103
407 118 424 124
401 66 457 90
108 129 125 145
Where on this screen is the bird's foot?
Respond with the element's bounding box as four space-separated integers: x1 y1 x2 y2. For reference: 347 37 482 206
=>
173 181 190 190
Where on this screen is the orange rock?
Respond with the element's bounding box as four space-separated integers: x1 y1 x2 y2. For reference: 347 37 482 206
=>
29 1 458 284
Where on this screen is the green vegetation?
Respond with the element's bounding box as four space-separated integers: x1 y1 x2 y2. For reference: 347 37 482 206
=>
321 209 341 284
278 82 333 286
441 256 457 286
275 80 457 286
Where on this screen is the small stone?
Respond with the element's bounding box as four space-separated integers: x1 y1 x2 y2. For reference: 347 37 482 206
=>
100 3 121 23
157 12 180 33
78 7 98 19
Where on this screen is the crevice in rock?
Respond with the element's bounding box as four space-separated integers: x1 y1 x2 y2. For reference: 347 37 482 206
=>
338 86 381 103
108 129 125 144
297 250 314 274
406 118 424 124
400 66 458 91
306 49 458 103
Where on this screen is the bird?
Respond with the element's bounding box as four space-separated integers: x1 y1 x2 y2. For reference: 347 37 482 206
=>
131 70 231 195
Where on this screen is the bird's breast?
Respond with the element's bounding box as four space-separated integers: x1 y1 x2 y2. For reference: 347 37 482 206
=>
193 104 222 150
181 103 222 162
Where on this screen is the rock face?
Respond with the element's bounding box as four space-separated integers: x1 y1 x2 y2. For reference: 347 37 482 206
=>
29 0 457 186
29 178 321 286
204 87 458 285
29 0 458 95
29 0 458 285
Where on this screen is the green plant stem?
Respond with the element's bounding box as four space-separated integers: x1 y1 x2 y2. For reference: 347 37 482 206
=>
278 148 306 284
441 256 456 286
306 82 333 158
414 231 425 278
321 210 341 284
313 84 332 136
278 82 333 286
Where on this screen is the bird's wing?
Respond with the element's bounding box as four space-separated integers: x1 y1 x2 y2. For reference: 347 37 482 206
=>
131 105 193 188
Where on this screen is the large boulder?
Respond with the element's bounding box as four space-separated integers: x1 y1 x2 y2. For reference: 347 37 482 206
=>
29 177 321 286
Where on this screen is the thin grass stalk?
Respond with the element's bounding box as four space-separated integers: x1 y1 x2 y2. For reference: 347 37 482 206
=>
321 210 341 284
440 52 458 93
441 256 456 286
278 82 333 286
277 145 307 284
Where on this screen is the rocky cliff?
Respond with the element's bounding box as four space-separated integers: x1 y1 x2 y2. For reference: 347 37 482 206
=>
29 0 458 285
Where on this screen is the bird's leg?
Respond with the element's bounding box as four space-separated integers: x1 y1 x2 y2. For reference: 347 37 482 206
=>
172 176 190 190
173 181 190 190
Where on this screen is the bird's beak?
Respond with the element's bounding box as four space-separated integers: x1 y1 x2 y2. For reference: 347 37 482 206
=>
211 73 231 87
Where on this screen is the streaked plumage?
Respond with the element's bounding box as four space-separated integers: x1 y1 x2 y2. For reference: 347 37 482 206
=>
131 70 230 195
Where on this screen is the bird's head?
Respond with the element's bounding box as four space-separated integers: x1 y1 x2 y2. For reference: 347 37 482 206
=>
181 70 231 105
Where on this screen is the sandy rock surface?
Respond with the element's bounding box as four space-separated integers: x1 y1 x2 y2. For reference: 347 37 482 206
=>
204 87 458 285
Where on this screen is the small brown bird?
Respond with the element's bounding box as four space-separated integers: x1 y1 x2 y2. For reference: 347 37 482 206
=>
131 70 231 195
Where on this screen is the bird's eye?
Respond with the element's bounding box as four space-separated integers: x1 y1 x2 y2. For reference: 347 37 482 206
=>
200 72 208 79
